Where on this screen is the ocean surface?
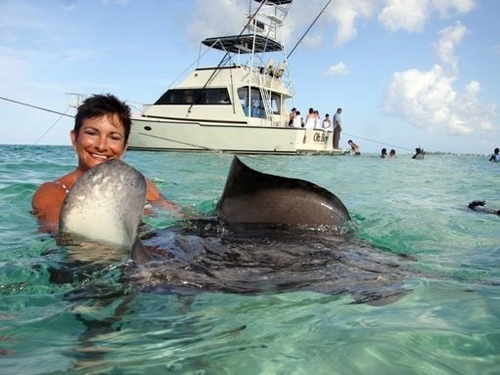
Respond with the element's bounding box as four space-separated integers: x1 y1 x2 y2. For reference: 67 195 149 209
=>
0 144 499 374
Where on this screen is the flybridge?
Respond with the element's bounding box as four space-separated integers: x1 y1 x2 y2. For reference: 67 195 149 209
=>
201 35 283 54
201 0 292 55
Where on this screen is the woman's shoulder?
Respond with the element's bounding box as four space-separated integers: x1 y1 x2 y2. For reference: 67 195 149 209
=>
34 180 67 196
32 180 69 207
33 172 76 206
32 178 70 231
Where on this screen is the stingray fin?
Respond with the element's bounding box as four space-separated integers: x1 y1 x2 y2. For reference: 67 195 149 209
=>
217 156 350 228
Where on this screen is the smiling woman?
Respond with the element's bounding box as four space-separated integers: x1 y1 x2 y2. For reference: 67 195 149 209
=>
31 94 181 232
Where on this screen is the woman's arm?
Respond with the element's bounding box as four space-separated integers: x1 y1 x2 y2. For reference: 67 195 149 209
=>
145 178 184 216
32 182 68 233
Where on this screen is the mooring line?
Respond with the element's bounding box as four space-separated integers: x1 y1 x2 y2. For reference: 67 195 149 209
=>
33 107 73 145
1 96 75 144
342 132 414 152
0 96 74 118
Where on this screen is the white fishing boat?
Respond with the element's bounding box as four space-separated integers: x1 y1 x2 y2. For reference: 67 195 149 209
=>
128 0 345 155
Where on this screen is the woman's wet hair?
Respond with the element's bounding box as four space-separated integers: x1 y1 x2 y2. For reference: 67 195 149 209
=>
74 94 132 142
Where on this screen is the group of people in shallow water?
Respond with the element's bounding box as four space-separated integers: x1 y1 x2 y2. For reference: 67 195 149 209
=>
381 147 425 159
349 143 426 159
288 107 343 149
345 139 426 159
349 145 427 159
380 148 397 158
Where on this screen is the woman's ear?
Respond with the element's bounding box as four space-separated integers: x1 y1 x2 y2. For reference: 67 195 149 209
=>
120 143 128 159
70 130 77 150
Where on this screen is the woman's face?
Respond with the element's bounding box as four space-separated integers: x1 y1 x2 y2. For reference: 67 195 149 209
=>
70 113 127 172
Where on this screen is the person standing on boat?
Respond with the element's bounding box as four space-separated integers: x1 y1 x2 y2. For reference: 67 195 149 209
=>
305 107 317 129
305 107 313 125
292 110 303 128
288 108 296 127
313 110 323 130
322 114 332 132
32 93 182 233
332 108 343 149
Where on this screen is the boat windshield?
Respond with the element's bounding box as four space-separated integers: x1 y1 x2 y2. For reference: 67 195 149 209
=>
154 88 231 105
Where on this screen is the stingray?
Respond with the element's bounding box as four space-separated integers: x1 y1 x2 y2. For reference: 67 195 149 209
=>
57 157 413 305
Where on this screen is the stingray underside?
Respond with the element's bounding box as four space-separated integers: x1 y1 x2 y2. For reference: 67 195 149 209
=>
58 159 149 265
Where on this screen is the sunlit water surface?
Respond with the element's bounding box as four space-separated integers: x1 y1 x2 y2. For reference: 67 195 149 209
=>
0 145 498 374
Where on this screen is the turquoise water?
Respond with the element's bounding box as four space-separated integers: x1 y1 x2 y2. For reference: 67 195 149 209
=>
0 144 499 374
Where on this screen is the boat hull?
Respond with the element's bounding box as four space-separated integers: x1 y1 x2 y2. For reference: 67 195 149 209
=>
128 117 346 155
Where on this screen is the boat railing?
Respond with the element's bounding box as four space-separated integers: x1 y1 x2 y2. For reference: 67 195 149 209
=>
258 73 274 125
66 93 87 108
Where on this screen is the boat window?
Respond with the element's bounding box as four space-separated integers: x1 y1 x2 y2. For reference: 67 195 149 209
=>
238 87 251 116
250 88 265 118
154 88 231 105
270 92 282 115
238 86 282 118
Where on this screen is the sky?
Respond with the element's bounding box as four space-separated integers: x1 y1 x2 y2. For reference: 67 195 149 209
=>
1 0 499 154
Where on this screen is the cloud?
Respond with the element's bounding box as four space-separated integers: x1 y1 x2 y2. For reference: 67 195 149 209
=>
378 0 429 33
434 21 468 73
325 0 376 46
329 4 360 46
323 0 477 46
431 0 476 17
187 0 247 44
323 62 350 76
377 0 475 33
302 32 324 50
384 23 496 137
